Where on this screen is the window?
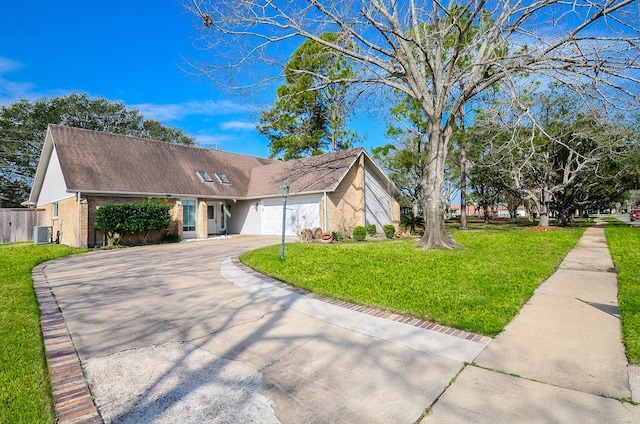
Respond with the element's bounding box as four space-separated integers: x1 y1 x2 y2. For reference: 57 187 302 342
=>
196 171 213 182
182 200 196 232
215 173 231 185
52 202 59 218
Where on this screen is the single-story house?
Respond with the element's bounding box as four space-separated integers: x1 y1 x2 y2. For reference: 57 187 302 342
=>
29 125 400 247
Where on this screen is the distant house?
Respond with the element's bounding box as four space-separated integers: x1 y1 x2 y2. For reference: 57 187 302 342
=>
29 125 400 247
450 204 528 218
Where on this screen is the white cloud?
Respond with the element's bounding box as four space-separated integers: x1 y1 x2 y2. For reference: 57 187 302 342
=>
132 100 251 121
0 57 34 104
0 56 71 106
219 120 256 131
0 57 23 73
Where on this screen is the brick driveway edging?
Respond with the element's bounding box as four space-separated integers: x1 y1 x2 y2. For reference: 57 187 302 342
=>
32 261 102 424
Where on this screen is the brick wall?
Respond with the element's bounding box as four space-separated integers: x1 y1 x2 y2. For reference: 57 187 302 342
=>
43 196 80 246
392 200 400 227
320 154 400 235
197 199 208 239
325 155 365 235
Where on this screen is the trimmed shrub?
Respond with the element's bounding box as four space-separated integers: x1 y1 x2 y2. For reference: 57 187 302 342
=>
366 224 377 236
353 225 367 241
383 224 396 239
95 199 172 244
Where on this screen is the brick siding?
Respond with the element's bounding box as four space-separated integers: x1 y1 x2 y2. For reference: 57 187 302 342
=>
325 155 365 234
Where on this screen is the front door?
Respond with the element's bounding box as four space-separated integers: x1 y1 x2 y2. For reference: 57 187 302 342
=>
207 205 217 235
207 203 227 235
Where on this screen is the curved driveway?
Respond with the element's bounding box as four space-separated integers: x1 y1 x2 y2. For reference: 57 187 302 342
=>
40 236 477 423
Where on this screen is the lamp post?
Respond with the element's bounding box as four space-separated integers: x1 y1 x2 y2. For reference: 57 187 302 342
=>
281 184 290 260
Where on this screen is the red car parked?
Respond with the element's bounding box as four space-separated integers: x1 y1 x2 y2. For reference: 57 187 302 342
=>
631 209 640 221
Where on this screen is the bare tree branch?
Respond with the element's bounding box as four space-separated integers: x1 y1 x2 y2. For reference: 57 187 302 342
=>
185 0 640 247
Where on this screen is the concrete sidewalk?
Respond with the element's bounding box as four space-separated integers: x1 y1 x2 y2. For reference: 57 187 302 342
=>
423 223 640 423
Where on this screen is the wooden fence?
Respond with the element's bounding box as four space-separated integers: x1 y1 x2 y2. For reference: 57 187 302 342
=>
0 209 46 243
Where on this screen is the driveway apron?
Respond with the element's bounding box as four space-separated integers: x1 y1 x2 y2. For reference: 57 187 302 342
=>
39 236 484 423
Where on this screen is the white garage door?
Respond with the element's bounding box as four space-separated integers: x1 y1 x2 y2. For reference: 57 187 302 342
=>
261 195 321 236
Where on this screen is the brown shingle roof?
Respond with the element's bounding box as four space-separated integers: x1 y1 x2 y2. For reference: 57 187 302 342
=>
50 125 273 198
246 148 364 197
47 125 371 199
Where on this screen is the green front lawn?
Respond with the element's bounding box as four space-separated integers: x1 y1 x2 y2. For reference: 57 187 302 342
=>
0 243 87 424
604 220 640 363
240 224 587 336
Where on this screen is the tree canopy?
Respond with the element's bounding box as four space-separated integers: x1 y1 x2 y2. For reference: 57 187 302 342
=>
0 93 195 204
466 84 639 225
257 32 358 159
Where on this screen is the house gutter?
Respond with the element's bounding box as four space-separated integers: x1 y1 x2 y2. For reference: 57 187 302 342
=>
66 188 340 202
67 189 333 202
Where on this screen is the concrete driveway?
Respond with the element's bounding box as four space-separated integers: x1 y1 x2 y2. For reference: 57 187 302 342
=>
40 236 485 423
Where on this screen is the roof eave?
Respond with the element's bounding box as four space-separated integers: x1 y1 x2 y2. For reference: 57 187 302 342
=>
29 126 56 204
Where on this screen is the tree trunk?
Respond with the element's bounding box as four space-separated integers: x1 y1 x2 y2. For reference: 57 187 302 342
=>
459 107 467 230
539 209 550 226
460 143 468 230
417 127 460 250
538 188 551 227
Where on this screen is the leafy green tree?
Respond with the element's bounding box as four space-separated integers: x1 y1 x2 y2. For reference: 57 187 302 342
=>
258 32 357 159
0 93 195 204
373 96 429 213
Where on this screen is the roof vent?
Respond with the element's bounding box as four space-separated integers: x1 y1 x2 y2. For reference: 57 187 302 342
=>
215 173 231 185
196 171 214 182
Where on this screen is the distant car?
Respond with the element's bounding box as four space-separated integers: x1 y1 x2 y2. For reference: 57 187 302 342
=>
631 209 640 221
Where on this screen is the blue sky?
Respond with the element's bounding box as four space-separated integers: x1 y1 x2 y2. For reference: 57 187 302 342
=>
0 1 387 158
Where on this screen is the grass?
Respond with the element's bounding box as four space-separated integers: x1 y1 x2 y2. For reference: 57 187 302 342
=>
240 222 588 336
604 220 640 364
0 242 87 424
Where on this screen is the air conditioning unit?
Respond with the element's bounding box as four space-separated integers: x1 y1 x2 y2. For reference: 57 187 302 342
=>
33 226 53 245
